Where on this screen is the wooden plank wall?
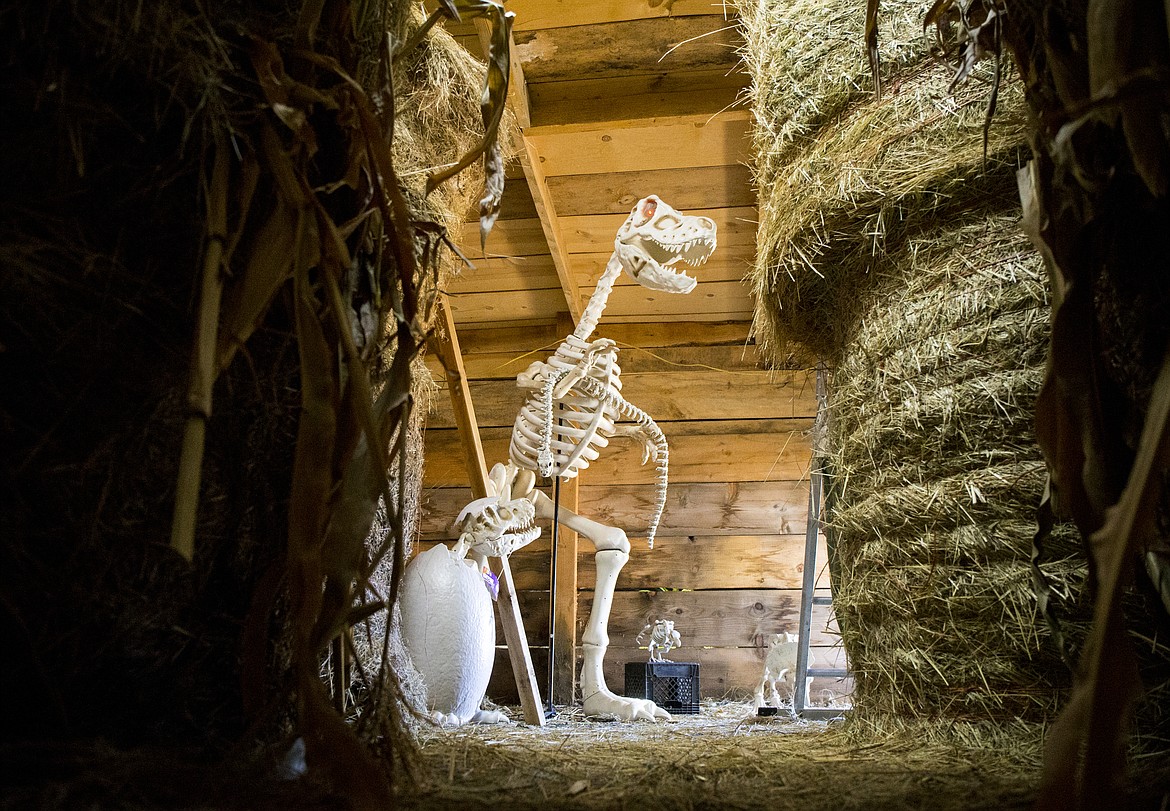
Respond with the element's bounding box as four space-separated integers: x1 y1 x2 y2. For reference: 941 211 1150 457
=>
416 0 851 709
419 322 852 705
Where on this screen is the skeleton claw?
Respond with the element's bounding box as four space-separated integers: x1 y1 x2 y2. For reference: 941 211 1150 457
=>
613 425 657 465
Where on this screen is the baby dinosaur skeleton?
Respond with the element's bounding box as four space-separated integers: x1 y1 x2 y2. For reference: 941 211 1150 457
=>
509 195 717 549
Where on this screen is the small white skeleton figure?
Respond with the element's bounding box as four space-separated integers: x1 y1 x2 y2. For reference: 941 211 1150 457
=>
508 195 716 550
637 618 682 662
753 632 801 710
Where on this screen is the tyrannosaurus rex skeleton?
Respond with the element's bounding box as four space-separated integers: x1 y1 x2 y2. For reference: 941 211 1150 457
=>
506 196 717 720
508 195 717 549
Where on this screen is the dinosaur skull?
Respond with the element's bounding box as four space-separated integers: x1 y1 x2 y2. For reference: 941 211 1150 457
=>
614 195 716 294
455 494 540 559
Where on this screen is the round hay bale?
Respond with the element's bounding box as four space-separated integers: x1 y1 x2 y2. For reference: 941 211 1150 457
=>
739 0 1029 363
824 212 1089 722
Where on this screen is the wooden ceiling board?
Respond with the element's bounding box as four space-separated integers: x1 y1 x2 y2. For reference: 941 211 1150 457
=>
557 206 757 253
462 205 755 258
571 250 753 287
500 0 733 31
527 70 749 127
446 286 566 323
446 254 560 294
547 163 756 216
423 421 813 486
454 320 754 356
427 342 770 382
586 278 754 321
464 217 549 259
429 373 815 429
514 16 743 83
526 111 751 176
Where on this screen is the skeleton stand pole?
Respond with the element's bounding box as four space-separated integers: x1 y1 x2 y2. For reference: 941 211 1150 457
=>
546 470 561 716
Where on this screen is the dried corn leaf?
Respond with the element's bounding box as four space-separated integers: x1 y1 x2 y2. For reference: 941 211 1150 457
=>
1086 0 1170 197
425 0 512 252
171 138 232 560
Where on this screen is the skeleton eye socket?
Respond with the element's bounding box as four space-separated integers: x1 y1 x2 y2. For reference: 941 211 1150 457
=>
632 198 657 227
652 212 682 230
498 507 513 521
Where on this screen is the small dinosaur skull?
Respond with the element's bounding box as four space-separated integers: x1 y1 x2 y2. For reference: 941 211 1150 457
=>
614 195 716 294
455 494 540 559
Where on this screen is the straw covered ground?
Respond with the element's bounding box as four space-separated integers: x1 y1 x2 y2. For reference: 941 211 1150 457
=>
400 701 1049 811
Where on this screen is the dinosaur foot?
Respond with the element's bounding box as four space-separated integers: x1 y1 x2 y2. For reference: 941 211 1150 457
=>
583 689 671 721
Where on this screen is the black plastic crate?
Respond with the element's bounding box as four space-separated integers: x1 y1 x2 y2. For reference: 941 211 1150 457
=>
624 661 700 714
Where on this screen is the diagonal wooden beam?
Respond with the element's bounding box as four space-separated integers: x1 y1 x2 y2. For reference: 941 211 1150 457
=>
476 19 581 323
427 294 546 726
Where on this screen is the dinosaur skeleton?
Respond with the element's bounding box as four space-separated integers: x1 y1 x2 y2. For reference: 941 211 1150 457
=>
508 195 717 549
411 197 716 723
637 618 682 663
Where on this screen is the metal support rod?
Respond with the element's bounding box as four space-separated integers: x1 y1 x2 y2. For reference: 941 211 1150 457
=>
547 471 561 716
795 363 844 719
793 446 823 716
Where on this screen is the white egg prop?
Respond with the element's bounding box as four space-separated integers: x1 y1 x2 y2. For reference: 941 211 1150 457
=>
398 543 495 724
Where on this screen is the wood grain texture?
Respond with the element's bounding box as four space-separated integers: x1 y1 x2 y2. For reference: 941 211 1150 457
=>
420 480 812 541
478 588 839 649
424 342 771 382
423 421 814 487
446 286 756 324
589 588 839 648
571 248 755 287
528 116 752 177
504 0 725 31
549 163 756 216
445 287 567 324
428 369 816 428
594 278 753 321
460 206 756 257
529 70 749 127
514 17 744 83
511 534 832 591
454 320 754 355
412 533 830 592
486 645 852 703
559 206 757 252
445 254 561 295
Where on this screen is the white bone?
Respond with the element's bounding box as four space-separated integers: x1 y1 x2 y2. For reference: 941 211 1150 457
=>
507 196 717 549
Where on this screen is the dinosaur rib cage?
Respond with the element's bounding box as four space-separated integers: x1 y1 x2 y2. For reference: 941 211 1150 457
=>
509 333 669 549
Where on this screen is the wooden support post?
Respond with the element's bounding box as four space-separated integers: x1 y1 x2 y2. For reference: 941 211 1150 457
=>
552 474 579 703
550 310 580 703
427 294 546 726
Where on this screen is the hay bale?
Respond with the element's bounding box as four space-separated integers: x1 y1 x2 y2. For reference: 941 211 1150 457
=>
736 0 1090 727
0 0 498 773
739 0 1029 363
824 213 1088 722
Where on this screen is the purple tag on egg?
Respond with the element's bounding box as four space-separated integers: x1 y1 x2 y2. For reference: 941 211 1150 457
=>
483 568 500 601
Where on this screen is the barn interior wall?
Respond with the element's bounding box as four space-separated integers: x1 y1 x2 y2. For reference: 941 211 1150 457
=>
419 318 850 703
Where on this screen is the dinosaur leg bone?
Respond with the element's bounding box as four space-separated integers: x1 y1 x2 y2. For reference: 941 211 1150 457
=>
531 490 669 721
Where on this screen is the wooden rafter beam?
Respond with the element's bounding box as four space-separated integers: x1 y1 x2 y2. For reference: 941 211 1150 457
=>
475 18 581 324
427 294 546 727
